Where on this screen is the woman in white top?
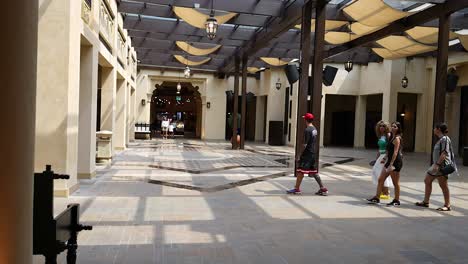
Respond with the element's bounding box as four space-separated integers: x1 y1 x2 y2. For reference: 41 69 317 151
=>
372 121 393 200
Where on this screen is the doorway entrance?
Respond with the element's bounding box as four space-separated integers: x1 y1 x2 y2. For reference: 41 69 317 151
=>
150 82 202 139
365 94 383 149
324 95 356 147
225 91 257 141
397 93 418 152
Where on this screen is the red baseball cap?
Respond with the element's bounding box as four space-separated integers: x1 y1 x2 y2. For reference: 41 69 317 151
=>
302 113 314 120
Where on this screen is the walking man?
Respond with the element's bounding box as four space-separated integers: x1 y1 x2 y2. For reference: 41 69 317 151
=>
287 113 328 195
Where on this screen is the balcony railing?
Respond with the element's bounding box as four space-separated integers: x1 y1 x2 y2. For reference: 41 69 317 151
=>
81 0 92 25
131 56 137 79
117 31 126 66
99 0 114 49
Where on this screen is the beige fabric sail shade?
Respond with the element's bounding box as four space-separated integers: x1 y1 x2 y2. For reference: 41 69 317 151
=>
405 27 458 45
295 19 348 31
372 48 407 60
260 57 289 66
176 41 221 56
173 6 237 29
325 32 359 45
459 35 468 51
373 36 436 59
247 67 261 74
174 55 211 66
349 22 381 35
343 0 408 27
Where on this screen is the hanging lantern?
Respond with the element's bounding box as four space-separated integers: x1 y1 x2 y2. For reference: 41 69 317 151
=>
176 82 182 94
184 66 191 78
401 76 408 88
205 14 218 40
205 0 218 40
344 60 353 72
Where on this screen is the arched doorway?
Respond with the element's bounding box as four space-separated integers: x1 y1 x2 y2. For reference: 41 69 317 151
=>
150 82 202 139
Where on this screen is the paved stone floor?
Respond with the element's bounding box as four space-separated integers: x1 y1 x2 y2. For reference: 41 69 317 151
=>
34 139 468 264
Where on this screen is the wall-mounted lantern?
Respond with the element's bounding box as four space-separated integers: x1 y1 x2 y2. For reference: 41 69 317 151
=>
275 78 282 90
207 102 211 109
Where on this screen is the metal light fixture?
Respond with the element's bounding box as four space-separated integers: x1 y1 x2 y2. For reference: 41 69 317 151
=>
184 66 191 78
205 0 218 40
344 60 353 72
344 28 354 73
275 78 282 90
176 82 182 94
402 59 408 88
401 76 409 88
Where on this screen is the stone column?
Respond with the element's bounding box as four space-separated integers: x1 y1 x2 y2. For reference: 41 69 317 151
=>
100 67 117 131
129 87 136 142
35 0 81 197
382 88 398 123
0 1 37 263
78 45 98 179
354 95 367 148
114 78 127 150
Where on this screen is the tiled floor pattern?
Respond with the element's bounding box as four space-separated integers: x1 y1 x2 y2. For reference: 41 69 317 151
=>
33 140 468 264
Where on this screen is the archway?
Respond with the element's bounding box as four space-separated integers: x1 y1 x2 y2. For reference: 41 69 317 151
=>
150 82 202 139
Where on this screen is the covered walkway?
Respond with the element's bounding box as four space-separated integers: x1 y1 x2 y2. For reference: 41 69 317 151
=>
34 140 468 263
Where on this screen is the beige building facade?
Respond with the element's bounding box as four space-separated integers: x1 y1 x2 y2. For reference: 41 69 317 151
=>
137 55 468 156
35 0 138 196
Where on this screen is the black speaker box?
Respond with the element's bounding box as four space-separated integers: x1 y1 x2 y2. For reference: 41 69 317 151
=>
447 72 459 93
268 121 284 146
323 65 338 86
284 64 300 85
217 72 226 79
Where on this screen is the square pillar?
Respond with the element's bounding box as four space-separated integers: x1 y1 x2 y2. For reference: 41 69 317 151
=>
114 78 128 150
35 0 81 197
78 45 98 179
354 95 367 148
100 67 117 132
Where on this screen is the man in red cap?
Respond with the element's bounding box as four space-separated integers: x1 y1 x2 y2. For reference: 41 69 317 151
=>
287 113 328 195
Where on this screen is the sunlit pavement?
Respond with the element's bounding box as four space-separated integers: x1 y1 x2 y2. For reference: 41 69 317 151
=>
34 139 468 264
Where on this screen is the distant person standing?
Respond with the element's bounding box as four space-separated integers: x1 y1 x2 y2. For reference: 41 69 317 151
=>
161 118 169 139
372 121 393 199
415 123 456 211
168 122 175 138
287 113 328 195
227 113 241 148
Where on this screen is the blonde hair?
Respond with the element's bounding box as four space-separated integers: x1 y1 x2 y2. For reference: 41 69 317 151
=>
375 120 390 138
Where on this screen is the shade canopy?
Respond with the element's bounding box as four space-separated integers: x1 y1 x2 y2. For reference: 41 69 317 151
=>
175 41 221 56
174 55 211 66
173 6 237 29
260 57 289 66
343 0 408 27
118 0 468 71
405 26 458 45
325 32 359 45
295 19 348 31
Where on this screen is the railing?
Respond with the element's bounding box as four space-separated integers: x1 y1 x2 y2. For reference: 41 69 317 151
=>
131 56 137 79
117 31 126 66
99 0 114 48
81 0 92 25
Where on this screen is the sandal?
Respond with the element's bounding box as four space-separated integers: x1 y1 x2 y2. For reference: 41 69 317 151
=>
415 201 429 208
367 197 380 204
436 206 451 211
